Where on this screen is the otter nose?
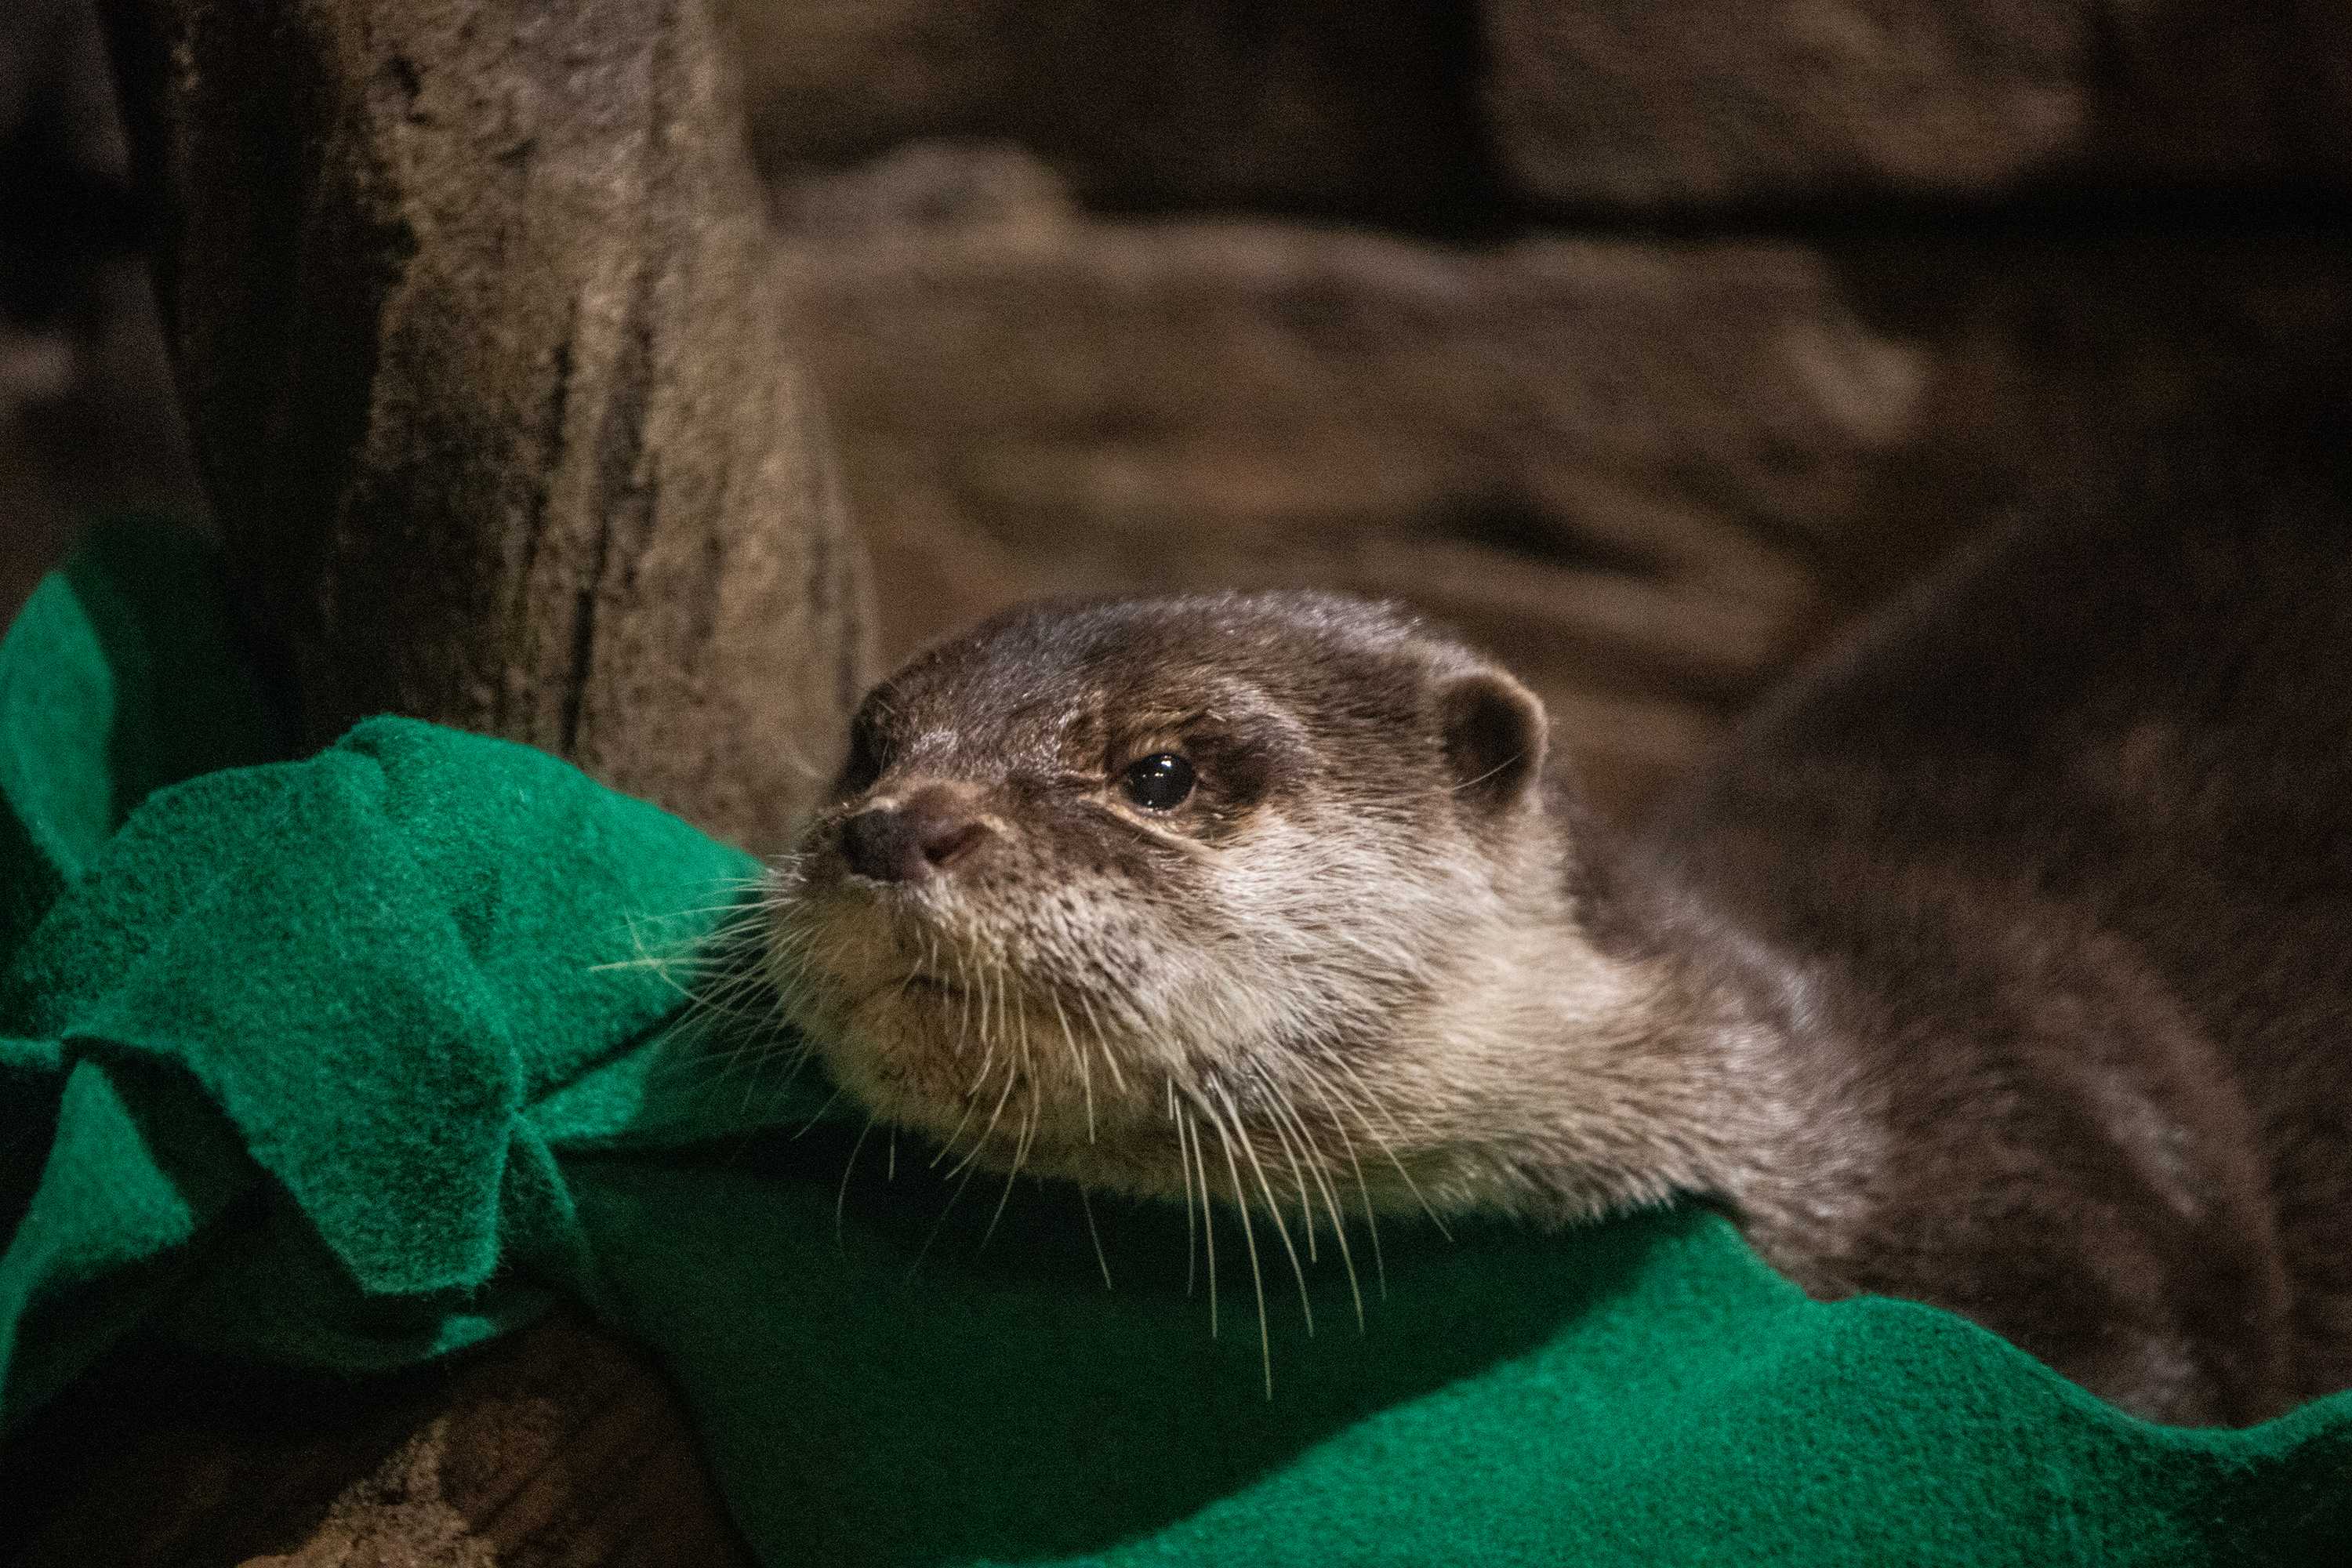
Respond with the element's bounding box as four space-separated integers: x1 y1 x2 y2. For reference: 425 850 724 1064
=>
839 787 990 883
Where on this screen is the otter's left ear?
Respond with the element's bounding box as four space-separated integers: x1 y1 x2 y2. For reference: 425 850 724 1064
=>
1436 667 1548 809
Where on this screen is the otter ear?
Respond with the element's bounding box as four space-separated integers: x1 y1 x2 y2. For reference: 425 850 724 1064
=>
1436 667 1548 809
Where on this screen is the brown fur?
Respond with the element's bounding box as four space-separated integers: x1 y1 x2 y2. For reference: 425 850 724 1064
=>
767 437 2352 1426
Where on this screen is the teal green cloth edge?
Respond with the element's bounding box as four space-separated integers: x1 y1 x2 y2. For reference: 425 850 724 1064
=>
3 524 2347 1568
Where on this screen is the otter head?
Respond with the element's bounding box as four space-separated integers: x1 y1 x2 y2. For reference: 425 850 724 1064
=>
764 590 1570 1212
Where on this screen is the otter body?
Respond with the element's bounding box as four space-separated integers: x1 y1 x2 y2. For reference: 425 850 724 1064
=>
1629 506 2352 1425
768 467 2352 1426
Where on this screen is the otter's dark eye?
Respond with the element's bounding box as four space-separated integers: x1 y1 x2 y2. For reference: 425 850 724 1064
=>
1122 753 1195 811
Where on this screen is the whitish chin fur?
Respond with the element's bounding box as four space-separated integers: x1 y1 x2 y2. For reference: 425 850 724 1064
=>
780 909 1767 1244
761 797 1817 1247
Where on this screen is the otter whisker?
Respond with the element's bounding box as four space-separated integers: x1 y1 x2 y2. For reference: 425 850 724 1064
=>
655 905 772 956
791 1085 843 1138
1265 1081 1365 1333
888 954 925 1011
586 953 685 975
1255 1074 1321 1263
626 892 770 922
1171 1082 1199 1298
1079 1185 1113 1291
1094 1034 1131 1097
966 1039 996 1096
668 971 786 1035
1072 989 1131 1095
982 1093 1037 1249
740 1023 782 1119
684 975 820 1120
908 1151 985 1279
648 946 803 1091
954 941 977 1049
931 1037 996 1171
1194 1086 1274 1398
837 1115 877 1242
989 964 1010 1066
944 1037 1019 1182
594 890 771 969
1296 1065 1387 1298
1214 1080 1314 1340
929 1088 980 1170
889 931 936 1020
655 1029 780 1087
1014 977 1036 1086
951 945 972 1052
1181 1104 1217 1334
1318 1172 1370 1331
1049 989 1095 1143
698 946 779 1000
1314 1047 1454 1241
608 941 742 1004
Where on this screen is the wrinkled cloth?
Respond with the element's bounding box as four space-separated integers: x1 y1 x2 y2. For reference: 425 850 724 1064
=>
3 523 2345 1566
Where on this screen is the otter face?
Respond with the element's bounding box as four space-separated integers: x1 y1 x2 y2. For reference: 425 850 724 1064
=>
764 591 1552 1209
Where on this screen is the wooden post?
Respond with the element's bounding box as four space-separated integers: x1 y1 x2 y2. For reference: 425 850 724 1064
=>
100 0 870 851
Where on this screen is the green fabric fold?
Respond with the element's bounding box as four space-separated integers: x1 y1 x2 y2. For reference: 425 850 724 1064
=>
2 521 2346 1566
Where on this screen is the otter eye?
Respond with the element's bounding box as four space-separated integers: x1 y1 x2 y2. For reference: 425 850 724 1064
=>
1122 752 1195 811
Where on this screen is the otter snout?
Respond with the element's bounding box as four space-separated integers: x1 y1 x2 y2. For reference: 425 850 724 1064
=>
838 782 993 883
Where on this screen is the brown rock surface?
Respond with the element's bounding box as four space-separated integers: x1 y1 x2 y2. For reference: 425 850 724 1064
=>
1485 0 2352 209
723 2 2352 219
722 0 1499 227
774 156 2352 815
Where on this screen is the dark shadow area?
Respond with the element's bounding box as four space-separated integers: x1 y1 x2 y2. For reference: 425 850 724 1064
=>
0 1311 759 1568
742 0 1516 243
61 519 288 826
1814 226 2352 609
1479 183 2352 247
0 1330 396 1565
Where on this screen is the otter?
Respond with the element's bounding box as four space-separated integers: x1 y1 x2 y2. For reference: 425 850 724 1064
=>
764 481 2352 1428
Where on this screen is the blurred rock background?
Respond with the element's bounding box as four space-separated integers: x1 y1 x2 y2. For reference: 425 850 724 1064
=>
724 0 2352 815
9 0 2351 816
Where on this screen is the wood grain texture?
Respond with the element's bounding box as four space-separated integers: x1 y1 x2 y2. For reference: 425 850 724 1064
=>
103 0 872 853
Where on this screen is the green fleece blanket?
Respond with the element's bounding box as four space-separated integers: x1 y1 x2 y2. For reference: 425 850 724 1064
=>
2 522 2346 1566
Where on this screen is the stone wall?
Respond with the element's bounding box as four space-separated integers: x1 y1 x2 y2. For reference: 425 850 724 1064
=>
729 0 2352 815
1486 0 2352 206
